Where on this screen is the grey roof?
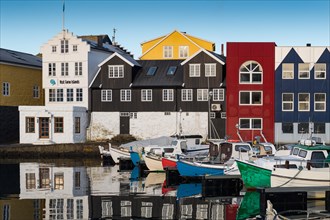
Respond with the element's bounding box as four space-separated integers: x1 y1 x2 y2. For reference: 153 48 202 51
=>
116 52 141 67
132 60 184 87
0 48 42 68
209 51 226 63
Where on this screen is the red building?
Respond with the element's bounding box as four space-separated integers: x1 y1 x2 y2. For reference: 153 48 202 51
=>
226 42 275 143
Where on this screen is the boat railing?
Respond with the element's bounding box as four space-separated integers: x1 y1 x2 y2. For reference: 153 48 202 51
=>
273 158 329 169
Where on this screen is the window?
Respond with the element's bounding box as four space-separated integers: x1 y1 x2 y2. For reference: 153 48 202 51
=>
298 93 310 111
61 39 68 53
57 89 63 102
61 63 68 76
39 168 50 189
182 89 193 101
101 90 112 102
67 199 74 219
282 123 293 133
167 66 177 75
76 88 83 102
163 89 174 101
48 63 56 76
52 46 57 53
189 64 201 77
33 85 39 98
314 123 325 134
282 63 294 79
239 91 262 105
75 117 80 133
213 89 224 101
314 93 326 111
75 172 81 189
73 45 78 52
179 46 189 58
298 63 309 79
221 112 226 119
298 123 309 134
67 89 73 102
314 63 326 79
210 112 216 119
163 46 173 58
49 89 56 102
108 65 124 78
120 89 131 102
205 63 216 77
282 93 294 111
54 173 64 190
2 82 10 96
197 89 208 101
130 112 137 119
26 117 35 133
141 89 152 102
26 173 36 189
147 66 157 76
75 62 82 75
239 61 262 83
54 117 64 133
164 112 171 116
239 118 262 130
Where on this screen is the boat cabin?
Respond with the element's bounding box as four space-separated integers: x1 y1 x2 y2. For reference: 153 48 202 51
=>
209 141 252 163
290 144 330 168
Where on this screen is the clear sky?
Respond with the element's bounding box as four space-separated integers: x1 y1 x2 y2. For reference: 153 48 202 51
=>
1 0 329 57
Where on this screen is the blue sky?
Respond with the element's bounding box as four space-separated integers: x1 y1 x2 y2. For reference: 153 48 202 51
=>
1 0 329 57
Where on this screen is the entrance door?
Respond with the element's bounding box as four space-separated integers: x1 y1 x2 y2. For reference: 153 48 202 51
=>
39 117 50 138
120 115 129 134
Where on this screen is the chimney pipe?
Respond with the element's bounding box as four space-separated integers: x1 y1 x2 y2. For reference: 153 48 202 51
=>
97 36 103 47
221 44 224 55
306 43 311 47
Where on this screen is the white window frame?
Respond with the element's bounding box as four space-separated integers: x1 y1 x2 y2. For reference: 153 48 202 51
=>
61 63 68 76
66 88 73 102
101 89 112 102
179 46 189 58
210 112 216 119
189 64 201 77
141 89 152 102
61 39 68 53
73 45 78 52
282 63 294 79
298 93 310 111
76 88 83 102
182 89 193 101
298 63 310 79
108 65 124 78
314 63 326 79
120 89 131 102
2 82 10 96
163 89 174 101
239 118 262 130
197 89 208 101
52 46 57 53
221 112 226 119
48 63 56 76
213 89 224 101
282 93 294 111
205 63 216 77
239 91 263 105
49 89 56 102
57 89 63 102
314 93 326 111
163 46 173 58
239 61 263 84
33 85 39 98
75 62 82 76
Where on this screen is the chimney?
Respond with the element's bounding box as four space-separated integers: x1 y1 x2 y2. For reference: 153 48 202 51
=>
97 36 103 47
221 44 224 56
306 43 311 47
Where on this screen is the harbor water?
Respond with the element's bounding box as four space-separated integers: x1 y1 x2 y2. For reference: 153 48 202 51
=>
0 158 329 220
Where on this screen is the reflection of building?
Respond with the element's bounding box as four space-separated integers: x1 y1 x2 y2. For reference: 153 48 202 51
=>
19 163 89 219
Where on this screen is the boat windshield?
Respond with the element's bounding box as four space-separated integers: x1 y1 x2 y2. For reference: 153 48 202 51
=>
292 148 299 155
171 140 178 146
235 144 251 152
298 149 307 158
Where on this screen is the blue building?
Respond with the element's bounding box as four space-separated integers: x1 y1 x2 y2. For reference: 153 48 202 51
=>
275 46 330 144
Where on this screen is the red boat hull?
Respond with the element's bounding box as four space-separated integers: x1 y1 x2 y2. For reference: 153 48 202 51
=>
162 157 177 169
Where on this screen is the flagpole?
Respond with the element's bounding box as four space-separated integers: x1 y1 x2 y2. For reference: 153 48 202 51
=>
62 0 65 31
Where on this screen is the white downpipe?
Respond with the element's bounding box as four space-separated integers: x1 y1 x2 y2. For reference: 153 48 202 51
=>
260 130 268 143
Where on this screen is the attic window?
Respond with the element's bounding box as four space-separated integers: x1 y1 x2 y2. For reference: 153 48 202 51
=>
167 66 177 75
147 67 157 76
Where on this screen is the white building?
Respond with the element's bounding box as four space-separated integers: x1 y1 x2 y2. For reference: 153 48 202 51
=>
19 29 127 144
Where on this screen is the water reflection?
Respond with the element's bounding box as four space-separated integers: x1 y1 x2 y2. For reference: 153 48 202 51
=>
0 161 329 220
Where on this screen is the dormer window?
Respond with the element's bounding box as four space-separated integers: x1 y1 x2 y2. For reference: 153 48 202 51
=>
147 66 157 76
108 65 124 78
61 40 68 53
167 66 177 75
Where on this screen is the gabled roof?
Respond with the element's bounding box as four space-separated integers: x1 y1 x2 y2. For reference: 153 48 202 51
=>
0 48 42 68
139 30 214 59
180 49 226 66
132 60 184 87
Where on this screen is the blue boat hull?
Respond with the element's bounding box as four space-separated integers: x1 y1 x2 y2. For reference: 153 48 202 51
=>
177 160 225 177
130 151 142 166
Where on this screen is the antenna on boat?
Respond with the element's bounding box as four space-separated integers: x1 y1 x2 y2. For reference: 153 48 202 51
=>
179 108 183 137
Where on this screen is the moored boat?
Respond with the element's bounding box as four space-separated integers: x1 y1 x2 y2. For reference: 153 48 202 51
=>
108 144 130 164
161 156 178 169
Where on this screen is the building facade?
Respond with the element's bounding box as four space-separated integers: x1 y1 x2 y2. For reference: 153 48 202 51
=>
90 49 226 140
275 46 330 144
226 42 275 143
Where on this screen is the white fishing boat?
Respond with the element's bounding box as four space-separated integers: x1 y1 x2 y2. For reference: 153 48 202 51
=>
107 144 130 163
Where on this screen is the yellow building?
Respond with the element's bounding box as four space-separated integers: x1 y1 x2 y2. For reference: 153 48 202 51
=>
0 48 44 106
140 30 216 60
